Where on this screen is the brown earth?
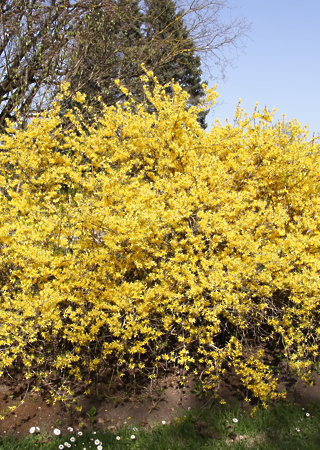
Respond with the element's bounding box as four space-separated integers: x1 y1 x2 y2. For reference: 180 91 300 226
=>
1 364 320 440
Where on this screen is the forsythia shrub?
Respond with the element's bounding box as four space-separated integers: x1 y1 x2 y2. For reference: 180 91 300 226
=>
0 72 320 408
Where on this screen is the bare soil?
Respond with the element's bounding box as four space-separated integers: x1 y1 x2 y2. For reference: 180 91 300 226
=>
1 364 320 439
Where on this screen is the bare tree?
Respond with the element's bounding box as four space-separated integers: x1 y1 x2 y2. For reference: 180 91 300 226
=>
0 0 103 129
0 0 249 130
65 0 141 109
67 0 250 105
141 0 250 76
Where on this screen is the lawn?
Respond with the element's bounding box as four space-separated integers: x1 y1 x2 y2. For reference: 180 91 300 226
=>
1 400 320 449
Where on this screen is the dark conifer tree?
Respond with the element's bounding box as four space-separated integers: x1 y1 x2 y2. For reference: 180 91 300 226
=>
67 0 208 126
143 0 208 128
0 0 247 129
67 0 144 109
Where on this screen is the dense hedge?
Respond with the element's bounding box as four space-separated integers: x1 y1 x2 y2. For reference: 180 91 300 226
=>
0 73 320 409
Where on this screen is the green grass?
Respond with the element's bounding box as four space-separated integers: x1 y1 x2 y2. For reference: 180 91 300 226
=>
1 401 320 449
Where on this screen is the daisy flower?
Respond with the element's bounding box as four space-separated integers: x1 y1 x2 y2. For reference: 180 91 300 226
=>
233 418 238 423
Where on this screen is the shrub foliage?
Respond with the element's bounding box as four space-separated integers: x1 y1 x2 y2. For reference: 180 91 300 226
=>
0 73 320 407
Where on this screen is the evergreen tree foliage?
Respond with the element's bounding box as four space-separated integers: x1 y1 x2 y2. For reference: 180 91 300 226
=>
68 0 208 127
0 0 248 129
67 0 144 109
143 0 208 127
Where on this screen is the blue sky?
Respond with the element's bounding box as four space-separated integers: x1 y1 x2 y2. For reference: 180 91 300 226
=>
207 0 320 136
